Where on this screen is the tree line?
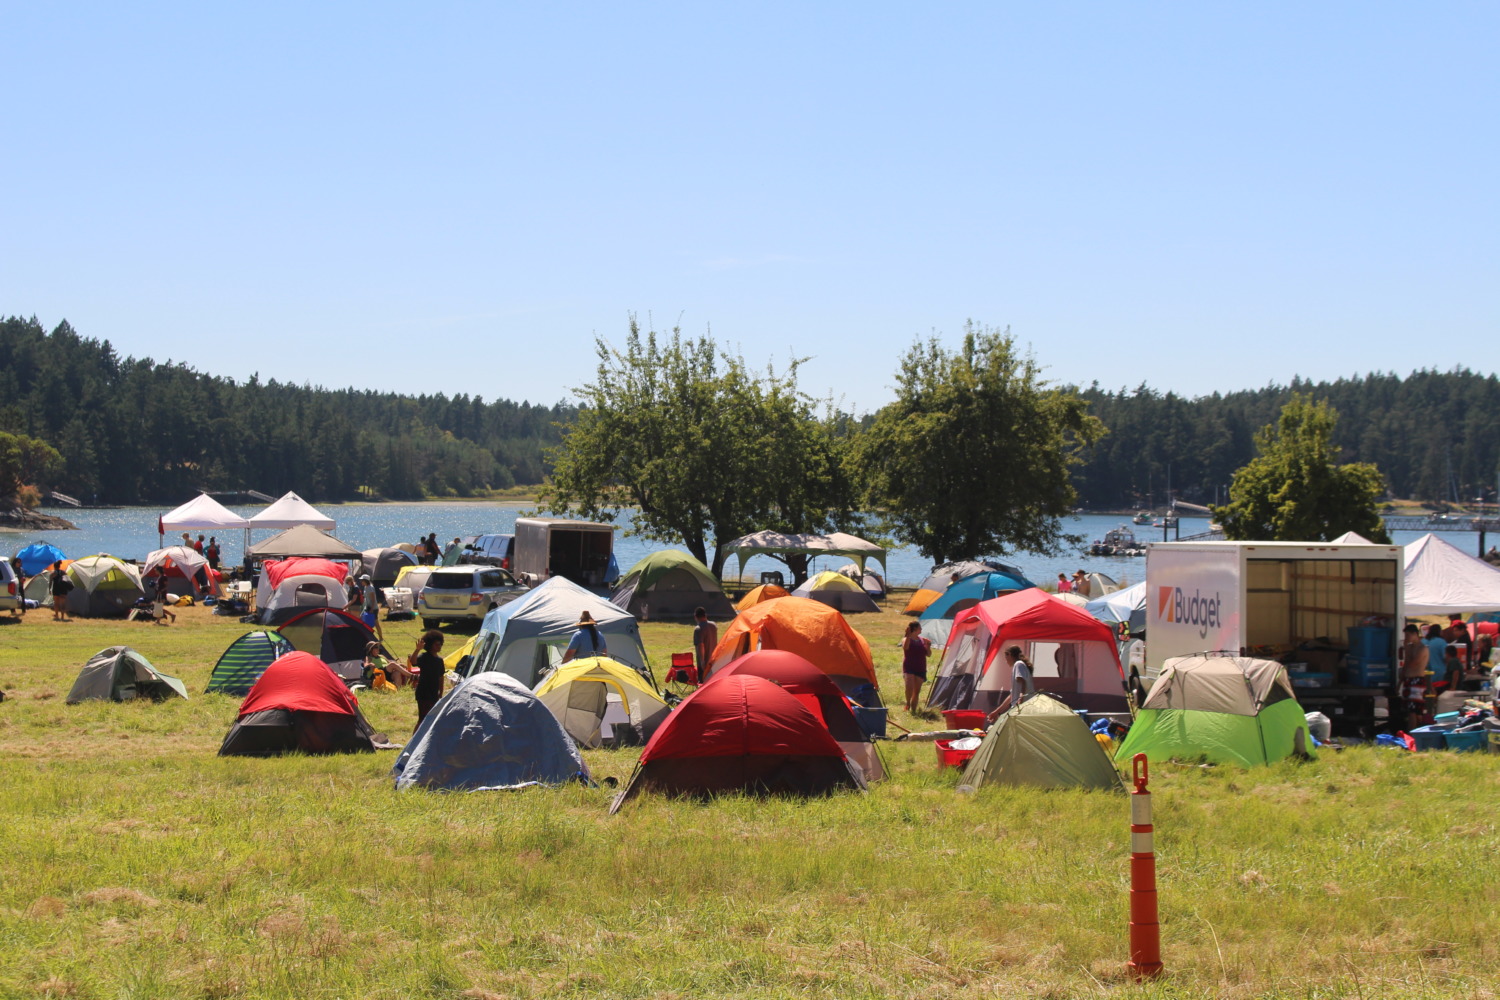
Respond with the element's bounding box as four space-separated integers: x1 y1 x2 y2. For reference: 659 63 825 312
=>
6 313 1499 519
0 316 571 504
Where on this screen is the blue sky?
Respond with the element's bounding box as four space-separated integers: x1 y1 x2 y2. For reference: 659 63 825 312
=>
4 2 1495 414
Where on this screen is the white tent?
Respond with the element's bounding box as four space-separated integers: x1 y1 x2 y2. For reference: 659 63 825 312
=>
143 545 208 579
723 530 887 577
250 492 336 532
1403 533 1500 616
159 494 250 552
1330 531 1375 544
464 576 650 688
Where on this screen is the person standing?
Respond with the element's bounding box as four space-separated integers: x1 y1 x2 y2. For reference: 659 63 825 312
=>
193 534 205 554
152 571 176 625
1399 624 1431 728
205 537 221 571
409 631 446 725
423 533 441 565
11 558 26 618
900 621 932 713
359 573 384 642
1071 570 1091 598
49 560 72 621
1056 573 1072 594
692 606 718 683
987 645 1035 721
1423 624 1450 690
562 611 607 663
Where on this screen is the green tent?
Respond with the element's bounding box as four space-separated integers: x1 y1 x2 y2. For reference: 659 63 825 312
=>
957 693 1123 791
610 550 734 620
67 647 189 704
1114 654 1313 767
207 631 293 695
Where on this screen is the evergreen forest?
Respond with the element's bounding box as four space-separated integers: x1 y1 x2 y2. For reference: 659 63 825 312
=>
4 315 1498 507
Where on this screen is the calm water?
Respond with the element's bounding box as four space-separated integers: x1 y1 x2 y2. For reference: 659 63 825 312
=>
3 504 1453 587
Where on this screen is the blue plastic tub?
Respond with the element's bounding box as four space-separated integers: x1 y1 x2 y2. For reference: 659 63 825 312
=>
1409 725 1451 751
1445 730 1486 753
1289 671 1334 688
851 705 888 739
1345 660 1392 687
1347 626 1393 660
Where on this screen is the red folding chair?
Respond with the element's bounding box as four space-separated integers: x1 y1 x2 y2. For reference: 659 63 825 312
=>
665 652 699 687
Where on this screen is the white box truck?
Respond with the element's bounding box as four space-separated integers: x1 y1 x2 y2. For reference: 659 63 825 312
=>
512 517 615 589
1143 540 1404 733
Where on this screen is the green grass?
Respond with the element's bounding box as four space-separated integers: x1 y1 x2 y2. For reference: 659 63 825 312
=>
1 602 1497 998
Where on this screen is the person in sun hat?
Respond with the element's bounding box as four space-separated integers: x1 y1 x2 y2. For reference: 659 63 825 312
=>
357 573 384 641
562 610 607 663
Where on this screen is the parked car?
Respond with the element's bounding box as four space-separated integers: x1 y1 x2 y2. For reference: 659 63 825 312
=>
461 533 514 569
417 564 526 628
0 560 19 615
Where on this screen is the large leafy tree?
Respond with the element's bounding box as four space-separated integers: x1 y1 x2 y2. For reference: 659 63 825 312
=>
1214 394 1390 542
0 430 62 503
541 321 861 578
856 323 1104 563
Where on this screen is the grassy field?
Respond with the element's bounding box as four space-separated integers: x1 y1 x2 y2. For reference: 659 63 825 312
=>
1 599 1497 999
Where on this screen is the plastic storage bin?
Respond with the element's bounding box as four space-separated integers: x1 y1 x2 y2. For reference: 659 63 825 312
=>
1409 725 1451 751
851 705 888 739
1445 730 1486 752
1345 660 1392 687
935 738 979 769
1289 671 1334 688
1347 626 1393 660
942 709 989 730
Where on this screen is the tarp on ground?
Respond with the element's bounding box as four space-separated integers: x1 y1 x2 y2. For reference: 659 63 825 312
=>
392 672 588 790
249 492 336 531
67 646 189 704
709 596 879 696
161 494 250 533
957 693 1123 791
465 576 650 688
610 549 734 621
1403 533 1500 615
609 673 866 812
1114 654 1312 767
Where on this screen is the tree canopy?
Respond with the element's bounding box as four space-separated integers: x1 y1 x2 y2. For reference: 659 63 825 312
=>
541 321 862 578
1213 394 1391 543
856 323 1104 563
0 429 62 504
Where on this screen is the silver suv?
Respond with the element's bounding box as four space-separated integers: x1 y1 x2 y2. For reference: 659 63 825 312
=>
417 564 526 628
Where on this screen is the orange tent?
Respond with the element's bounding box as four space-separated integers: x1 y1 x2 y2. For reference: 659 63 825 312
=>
709 596 878 694
903 588 942 615
735 583 790 611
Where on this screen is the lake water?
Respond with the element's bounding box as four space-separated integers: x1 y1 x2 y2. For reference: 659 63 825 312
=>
3 504 1456 588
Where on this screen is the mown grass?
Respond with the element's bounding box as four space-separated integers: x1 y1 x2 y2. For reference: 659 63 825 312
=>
1 601 1497 999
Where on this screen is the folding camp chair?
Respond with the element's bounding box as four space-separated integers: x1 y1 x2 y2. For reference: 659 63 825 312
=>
664 652 699 688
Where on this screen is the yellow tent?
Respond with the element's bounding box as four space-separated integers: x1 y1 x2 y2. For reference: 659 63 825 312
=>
533 656 671 748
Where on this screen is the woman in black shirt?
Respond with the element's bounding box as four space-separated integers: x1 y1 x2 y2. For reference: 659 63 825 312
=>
410 630 446 726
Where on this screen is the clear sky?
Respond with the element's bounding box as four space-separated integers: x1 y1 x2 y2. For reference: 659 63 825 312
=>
4 2 1495 415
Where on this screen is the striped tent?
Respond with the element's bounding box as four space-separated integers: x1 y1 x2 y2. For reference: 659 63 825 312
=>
207 631 294 695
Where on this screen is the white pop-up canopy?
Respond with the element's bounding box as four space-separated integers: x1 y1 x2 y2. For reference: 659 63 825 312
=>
1403 533 1500 616
161 494 250 533
249 492 336 532
723 530 886 577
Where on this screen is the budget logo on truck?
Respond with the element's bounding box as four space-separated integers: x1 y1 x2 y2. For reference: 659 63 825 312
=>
1158 586 1222 638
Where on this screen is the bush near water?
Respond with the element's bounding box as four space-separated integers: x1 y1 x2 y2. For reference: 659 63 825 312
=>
1 599 1496 998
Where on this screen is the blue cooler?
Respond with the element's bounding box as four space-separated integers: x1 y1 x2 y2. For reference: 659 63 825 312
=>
851 705 888 739
1347 626 1392 660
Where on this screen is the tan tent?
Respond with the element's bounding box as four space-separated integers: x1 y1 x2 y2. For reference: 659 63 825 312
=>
957 693 1122 792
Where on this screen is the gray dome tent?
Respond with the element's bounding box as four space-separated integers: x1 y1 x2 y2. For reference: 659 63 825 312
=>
392 673 589 791
67 647 189 704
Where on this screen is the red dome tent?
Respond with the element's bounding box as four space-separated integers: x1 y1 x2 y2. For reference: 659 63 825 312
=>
927 589 1129 715
715 649 886 781
609 674 866 812
218 651 378 756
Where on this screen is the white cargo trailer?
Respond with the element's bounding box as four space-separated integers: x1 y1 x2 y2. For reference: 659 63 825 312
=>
1144 540 1404 735
512 517 615 589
